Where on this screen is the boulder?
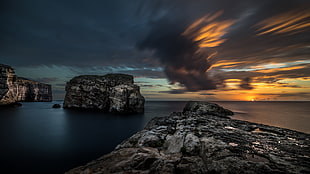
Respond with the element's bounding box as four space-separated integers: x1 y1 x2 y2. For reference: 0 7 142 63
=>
63 74 144 113
0 64 52 105
52 104 61 108
183 101 234 117
66 101 309 174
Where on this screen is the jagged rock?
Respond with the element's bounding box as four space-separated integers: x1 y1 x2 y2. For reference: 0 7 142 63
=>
66 102 310 174
52 104 61 108
0 64 52 105
63 74 145 113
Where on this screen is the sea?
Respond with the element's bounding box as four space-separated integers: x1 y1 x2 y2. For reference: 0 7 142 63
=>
0 101 309 174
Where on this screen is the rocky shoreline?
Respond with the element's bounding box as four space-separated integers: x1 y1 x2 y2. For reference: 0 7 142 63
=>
66 101 310 174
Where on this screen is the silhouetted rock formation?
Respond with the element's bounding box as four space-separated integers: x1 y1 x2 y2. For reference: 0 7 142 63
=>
183 101 234 117
66 101 309 174
52 104 61 108
0 64 52 105
63 74 144 113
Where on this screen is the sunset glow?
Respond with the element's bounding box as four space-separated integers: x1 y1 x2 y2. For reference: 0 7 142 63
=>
1 1 310 173
1 0 309 101
256 9 310 35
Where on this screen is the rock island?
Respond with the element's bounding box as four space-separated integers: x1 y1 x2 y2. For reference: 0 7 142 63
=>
63 74 145 113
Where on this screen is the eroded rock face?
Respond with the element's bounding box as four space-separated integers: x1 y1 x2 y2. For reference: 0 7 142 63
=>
0 64 52 105
63 74 144 113
66 102 310 174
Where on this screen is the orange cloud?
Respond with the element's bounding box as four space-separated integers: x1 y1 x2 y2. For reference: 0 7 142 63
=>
209 60 245 69
182 11 235 48
256 9 310 35
255 65 307 73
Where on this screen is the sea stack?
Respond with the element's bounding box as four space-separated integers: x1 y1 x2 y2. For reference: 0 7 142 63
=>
63 74 145 113
0 64 52 105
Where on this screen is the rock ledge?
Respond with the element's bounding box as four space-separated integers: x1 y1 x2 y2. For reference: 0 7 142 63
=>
66 101 309 174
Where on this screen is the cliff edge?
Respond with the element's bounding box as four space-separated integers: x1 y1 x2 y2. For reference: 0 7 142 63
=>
0 64 52 105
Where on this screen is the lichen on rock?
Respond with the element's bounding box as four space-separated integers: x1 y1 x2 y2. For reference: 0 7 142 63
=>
63 73 145 113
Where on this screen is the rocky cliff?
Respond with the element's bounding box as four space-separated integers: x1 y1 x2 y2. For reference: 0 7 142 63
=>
0 64 52 105
66 101 309 174
63 74 144 113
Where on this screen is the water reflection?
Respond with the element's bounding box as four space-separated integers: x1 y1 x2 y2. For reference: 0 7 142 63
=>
0 102 147 174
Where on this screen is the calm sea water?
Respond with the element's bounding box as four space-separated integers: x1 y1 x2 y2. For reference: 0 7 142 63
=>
0 101 309 174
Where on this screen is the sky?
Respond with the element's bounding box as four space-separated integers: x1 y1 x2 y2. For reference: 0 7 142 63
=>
1 0 309 101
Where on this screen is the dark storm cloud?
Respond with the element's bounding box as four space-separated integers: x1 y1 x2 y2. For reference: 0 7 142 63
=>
136 4 217 91
159 89 187 94
137 20 216 90
1 0 309 93
199 93 215 96
276 83 303 88
0 0 151 67
137 0 309 91
239 77 254 90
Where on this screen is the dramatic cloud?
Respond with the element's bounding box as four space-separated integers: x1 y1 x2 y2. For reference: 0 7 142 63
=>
1 0 309 100
182 11 235 48
0 0 151 67
199 93 215 96
137 11 234 91
239 77 254 90
159 89 187 94
256 8 310 35
137 0 309 92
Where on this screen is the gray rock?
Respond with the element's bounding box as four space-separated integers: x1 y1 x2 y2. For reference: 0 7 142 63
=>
165 131 185 154
0 64 52 105
63 74 144 113
183 101 234 117
66 102 310 174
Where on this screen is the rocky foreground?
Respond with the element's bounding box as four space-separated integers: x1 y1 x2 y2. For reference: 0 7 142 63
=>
63 74 144 113
66 101 309 174
0 64 52 105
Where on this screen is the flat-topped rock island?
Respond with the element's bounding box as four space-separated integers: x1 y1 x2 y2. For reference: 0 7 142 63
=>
66 101 309 174
63 74 145 113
